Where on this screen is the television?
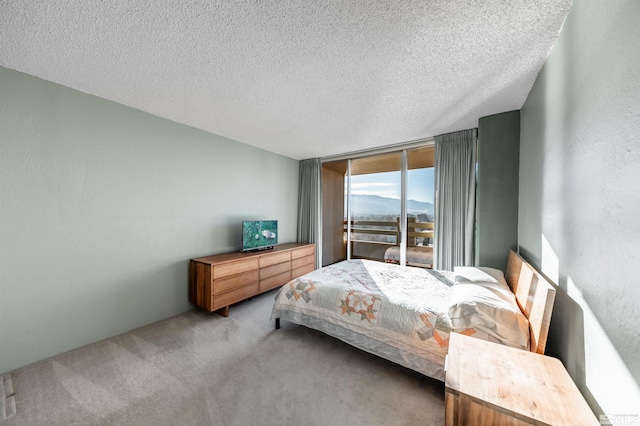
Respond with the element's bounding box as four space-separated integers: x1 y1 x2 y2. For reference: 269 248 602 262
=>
242 220 278 252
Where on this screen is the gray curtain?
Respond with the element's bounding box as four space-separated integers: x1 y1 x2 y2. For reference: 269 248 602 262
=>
434 129 477 270
297 158 322 267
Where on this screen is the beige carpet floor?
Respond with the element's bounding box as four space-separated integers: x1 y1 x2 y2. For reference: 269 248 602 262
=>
1 290 445 425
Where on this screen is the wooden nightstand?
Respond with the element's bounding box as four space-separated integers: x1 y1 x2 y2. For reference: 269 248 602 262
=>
445 333 598 425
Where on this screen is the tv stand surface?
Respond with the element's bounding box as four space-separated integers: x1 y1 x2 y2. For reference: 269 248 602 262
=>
189 243 315 316
245 245 274 253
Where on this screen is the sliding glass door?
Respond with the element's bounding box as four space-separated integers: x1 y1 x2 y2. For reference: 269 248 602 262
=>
348 152 401 263
321 144 434 268
405 146 435 268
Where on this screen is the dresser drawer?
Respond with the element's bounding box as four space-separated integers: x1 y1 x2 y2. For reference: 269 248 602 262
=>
212 282 259 310
260 271 291 292
292 263 315 279
213 270 259 294
292 254 314 269
261 261 291 279
291 245 315 259
260 251 291 267
213 258 259 280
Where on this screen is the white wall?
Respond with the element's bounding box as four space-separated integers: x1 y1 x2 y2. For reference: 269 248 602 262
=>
518 0 640 418
0 67 299 374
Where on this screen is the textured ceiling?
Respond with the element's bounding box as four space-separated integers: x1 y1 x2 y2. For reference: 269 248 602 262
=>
0 1 572 160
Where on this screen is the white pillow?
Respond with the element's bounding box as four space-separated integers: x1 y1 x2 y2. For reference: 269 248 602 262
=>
453 266 505 284
449 267 530 350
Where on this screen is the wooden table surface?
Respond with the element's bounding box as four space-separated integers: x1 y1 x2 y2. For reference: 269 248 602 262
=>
445 333 599 425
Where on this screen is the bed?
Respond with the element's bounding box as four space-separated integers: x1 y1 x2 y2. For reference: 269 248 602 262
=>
384 245 433 268
271 250 556 381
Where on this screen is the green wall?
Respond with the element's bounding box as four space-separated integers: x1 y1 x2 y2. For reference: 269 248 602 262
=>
476 111 520 271
518 0 640 417
0 67 299 375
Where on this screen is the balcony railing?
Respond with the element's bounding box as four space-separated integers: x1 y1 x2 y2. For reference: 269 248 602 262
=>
343 218 434 267
343 218 433 245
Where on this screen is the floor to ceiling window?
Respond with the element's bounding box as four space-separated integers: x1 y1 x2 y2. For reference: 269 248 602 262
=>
348 152 401 263
321 144 434 267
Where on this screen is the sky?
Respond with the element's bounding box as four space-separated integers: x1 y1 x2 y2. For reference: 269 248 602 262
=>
349 168 434 203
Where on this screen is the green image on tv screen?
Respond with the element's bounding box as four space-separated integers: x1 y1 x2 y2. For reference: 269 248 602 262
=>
242 220 278 250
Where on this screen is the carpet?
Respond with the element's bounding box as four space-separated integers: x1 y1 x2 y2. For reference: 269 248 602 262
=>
1 290 445 425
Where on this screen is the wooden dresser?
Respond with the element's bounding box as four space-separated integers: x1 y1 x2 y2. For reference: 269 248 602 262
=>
445 333 598 426
189 243 315 316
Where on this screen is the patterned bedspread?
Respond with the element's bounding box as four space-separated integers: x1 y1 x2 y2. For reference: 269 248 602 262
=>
271 259 481 380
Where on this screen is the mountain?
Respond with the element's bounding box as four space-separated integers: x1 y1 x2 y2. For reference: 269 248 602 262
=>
351 194 433 216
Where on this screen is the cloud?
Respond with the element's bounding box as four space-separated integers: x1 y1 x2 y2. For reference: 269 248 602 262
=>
349 182 395 189
351 189 399 198
347 181 400 199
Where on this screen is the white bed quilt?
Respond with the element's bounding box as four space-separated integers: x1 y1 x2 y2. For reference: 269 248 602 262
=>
272 259 482 380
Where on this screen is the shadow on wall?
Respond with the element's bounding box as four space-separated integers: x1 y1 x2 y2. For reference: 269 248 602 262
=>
521 241 640 418
519 245 602 416
546 281 605 416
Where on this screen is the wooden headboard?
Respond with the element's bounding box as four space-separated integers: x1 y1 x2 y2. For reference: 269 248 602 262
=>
505 250 556 355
